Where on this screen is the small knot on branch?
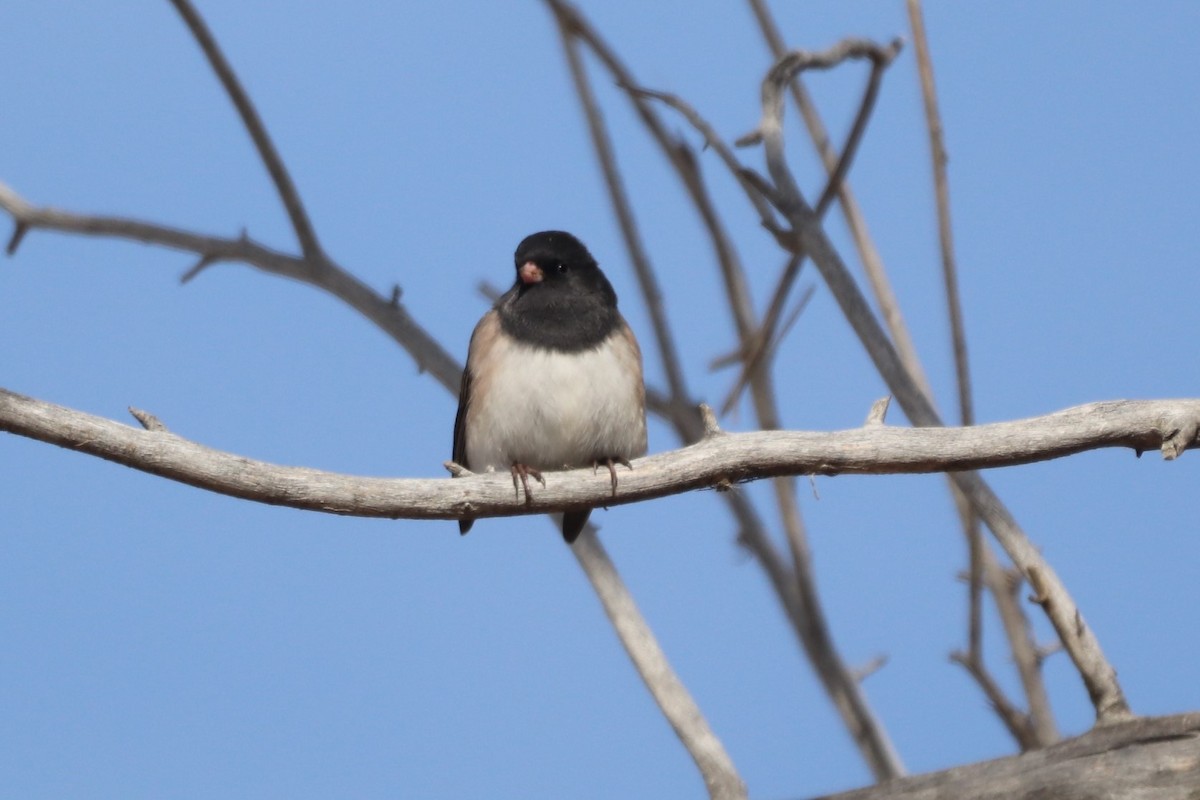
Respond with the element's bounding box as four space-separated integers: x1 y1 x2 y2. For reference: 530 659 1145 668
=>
851 653 888 683
390 284 403 308
864 395 892 426
699 403 723 437
180 254 217 284
734 129 763 148
128 407 168 432
1025 567 1050 606
6 221 29 255
1034 640 1063 667
1158 414 1199 460
443 460 473 478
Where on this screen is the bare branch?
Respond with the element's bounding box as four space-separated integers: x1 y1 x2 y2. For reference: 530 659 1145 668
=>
719 32 900 415
864 397 891 427
555 7 905 779
623 85 778 228
743 4 1056 743
127 407 167 432
751 39 903 217
821 712 1200 800
6 220 28 254
902 8 1044 743
572 532 747 800
0 180 463 397
748 38 1134 725
167 0 323 259
744 0 935 405
852 655 889 684
980 548 1059 746
554 15 690 406
5 386 1196 521
7 50 723 788
906 0 972 430
0 174 737 795
631 36 902 419
950 649 1039 750
700 404 723 438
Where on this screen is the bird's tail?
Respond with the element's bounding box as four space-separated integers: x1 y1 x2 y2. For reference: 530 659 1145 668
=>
561 509 591 543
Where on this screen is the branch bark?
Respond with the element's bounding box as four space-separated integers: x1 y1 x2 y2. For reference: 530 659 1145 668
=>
745 38 1134 726
5 387 1197 521
4 5 742 788
810 712 1200 800
547 3 906 776
573 532 747 800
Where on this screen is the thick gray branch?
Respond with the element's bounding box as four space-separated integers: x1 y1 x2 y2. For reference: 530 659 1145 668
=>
810 712 1200 800
4 387 1196 521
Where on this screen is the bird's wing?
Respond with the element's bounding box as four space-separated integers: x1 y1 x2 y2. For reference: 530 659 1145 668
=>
453 309 504 469
452 359 472 469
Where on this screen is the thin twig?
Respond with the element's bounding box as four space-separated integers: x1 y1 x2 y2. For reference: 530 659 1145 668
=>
550 1 907 778
904 0 1057 745
750 39 1133 726
735 42 909 778
168 0 323 260
0 180 464 396
742 5 1056 741
555 15 689 406
624 86 778 228
744 0 934 402
715 28 900 415
950 650 1038 749
6 7 731 789
978 548 1058 745
906 0 972 430
572 531 747 800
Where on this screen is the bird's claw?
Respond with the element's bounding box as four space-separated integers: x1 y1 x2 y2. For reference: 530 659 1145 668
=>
510 463 545 505
592 456 633 498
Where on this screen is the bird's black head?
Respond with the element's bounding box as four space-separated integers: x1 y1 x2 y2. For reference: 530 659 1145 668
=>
498 231 620 351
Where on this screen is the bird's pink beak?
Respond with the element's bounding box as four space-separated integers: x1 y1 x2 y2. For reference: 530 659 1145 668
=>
519 261 543 284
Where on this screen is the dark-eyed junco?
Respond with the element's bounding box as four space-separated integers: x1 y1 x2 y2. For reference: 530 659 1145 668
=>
452 231 648 543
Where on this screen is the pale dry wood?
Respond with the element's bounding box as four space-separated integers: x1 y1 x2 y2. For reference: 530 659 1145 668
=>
4 387 1197 521
573 531 747 800
610 63 906 777
744 0 934 401
555 20 690 408
810 712 1200 800
552 18 746 795
748 39 1133 726
168 0 322 259
4 4 734 790
640 16 1045 751
548 0 903 781
1 148 744 800
0 180 464 398
902 1 1046 745
547 3 906 778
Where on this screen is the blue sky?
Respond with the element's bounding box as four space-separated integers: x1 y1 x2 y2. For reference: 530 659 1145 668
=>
3 3 1199 798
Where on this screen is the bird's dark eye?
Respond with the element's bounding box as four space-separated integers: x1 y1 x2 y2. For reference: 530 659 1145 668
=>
555 263 568 274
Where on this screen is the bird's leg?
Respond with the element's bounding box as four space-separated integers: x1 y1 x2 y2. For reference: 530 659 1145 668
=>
510 462 545 505
593 457 633 498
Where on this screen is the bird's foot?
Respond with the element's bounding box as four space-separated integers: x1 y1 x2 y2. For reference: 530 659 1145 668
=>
510 463 545 505
592 456 633 498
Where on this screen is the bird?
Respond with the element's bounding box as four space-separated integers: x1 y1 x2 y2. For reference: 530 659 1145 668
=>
452 230 647 543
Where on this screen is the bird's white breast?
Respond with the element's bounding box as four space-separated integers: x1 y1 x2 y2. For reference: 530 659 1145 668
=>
466 331 647 472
